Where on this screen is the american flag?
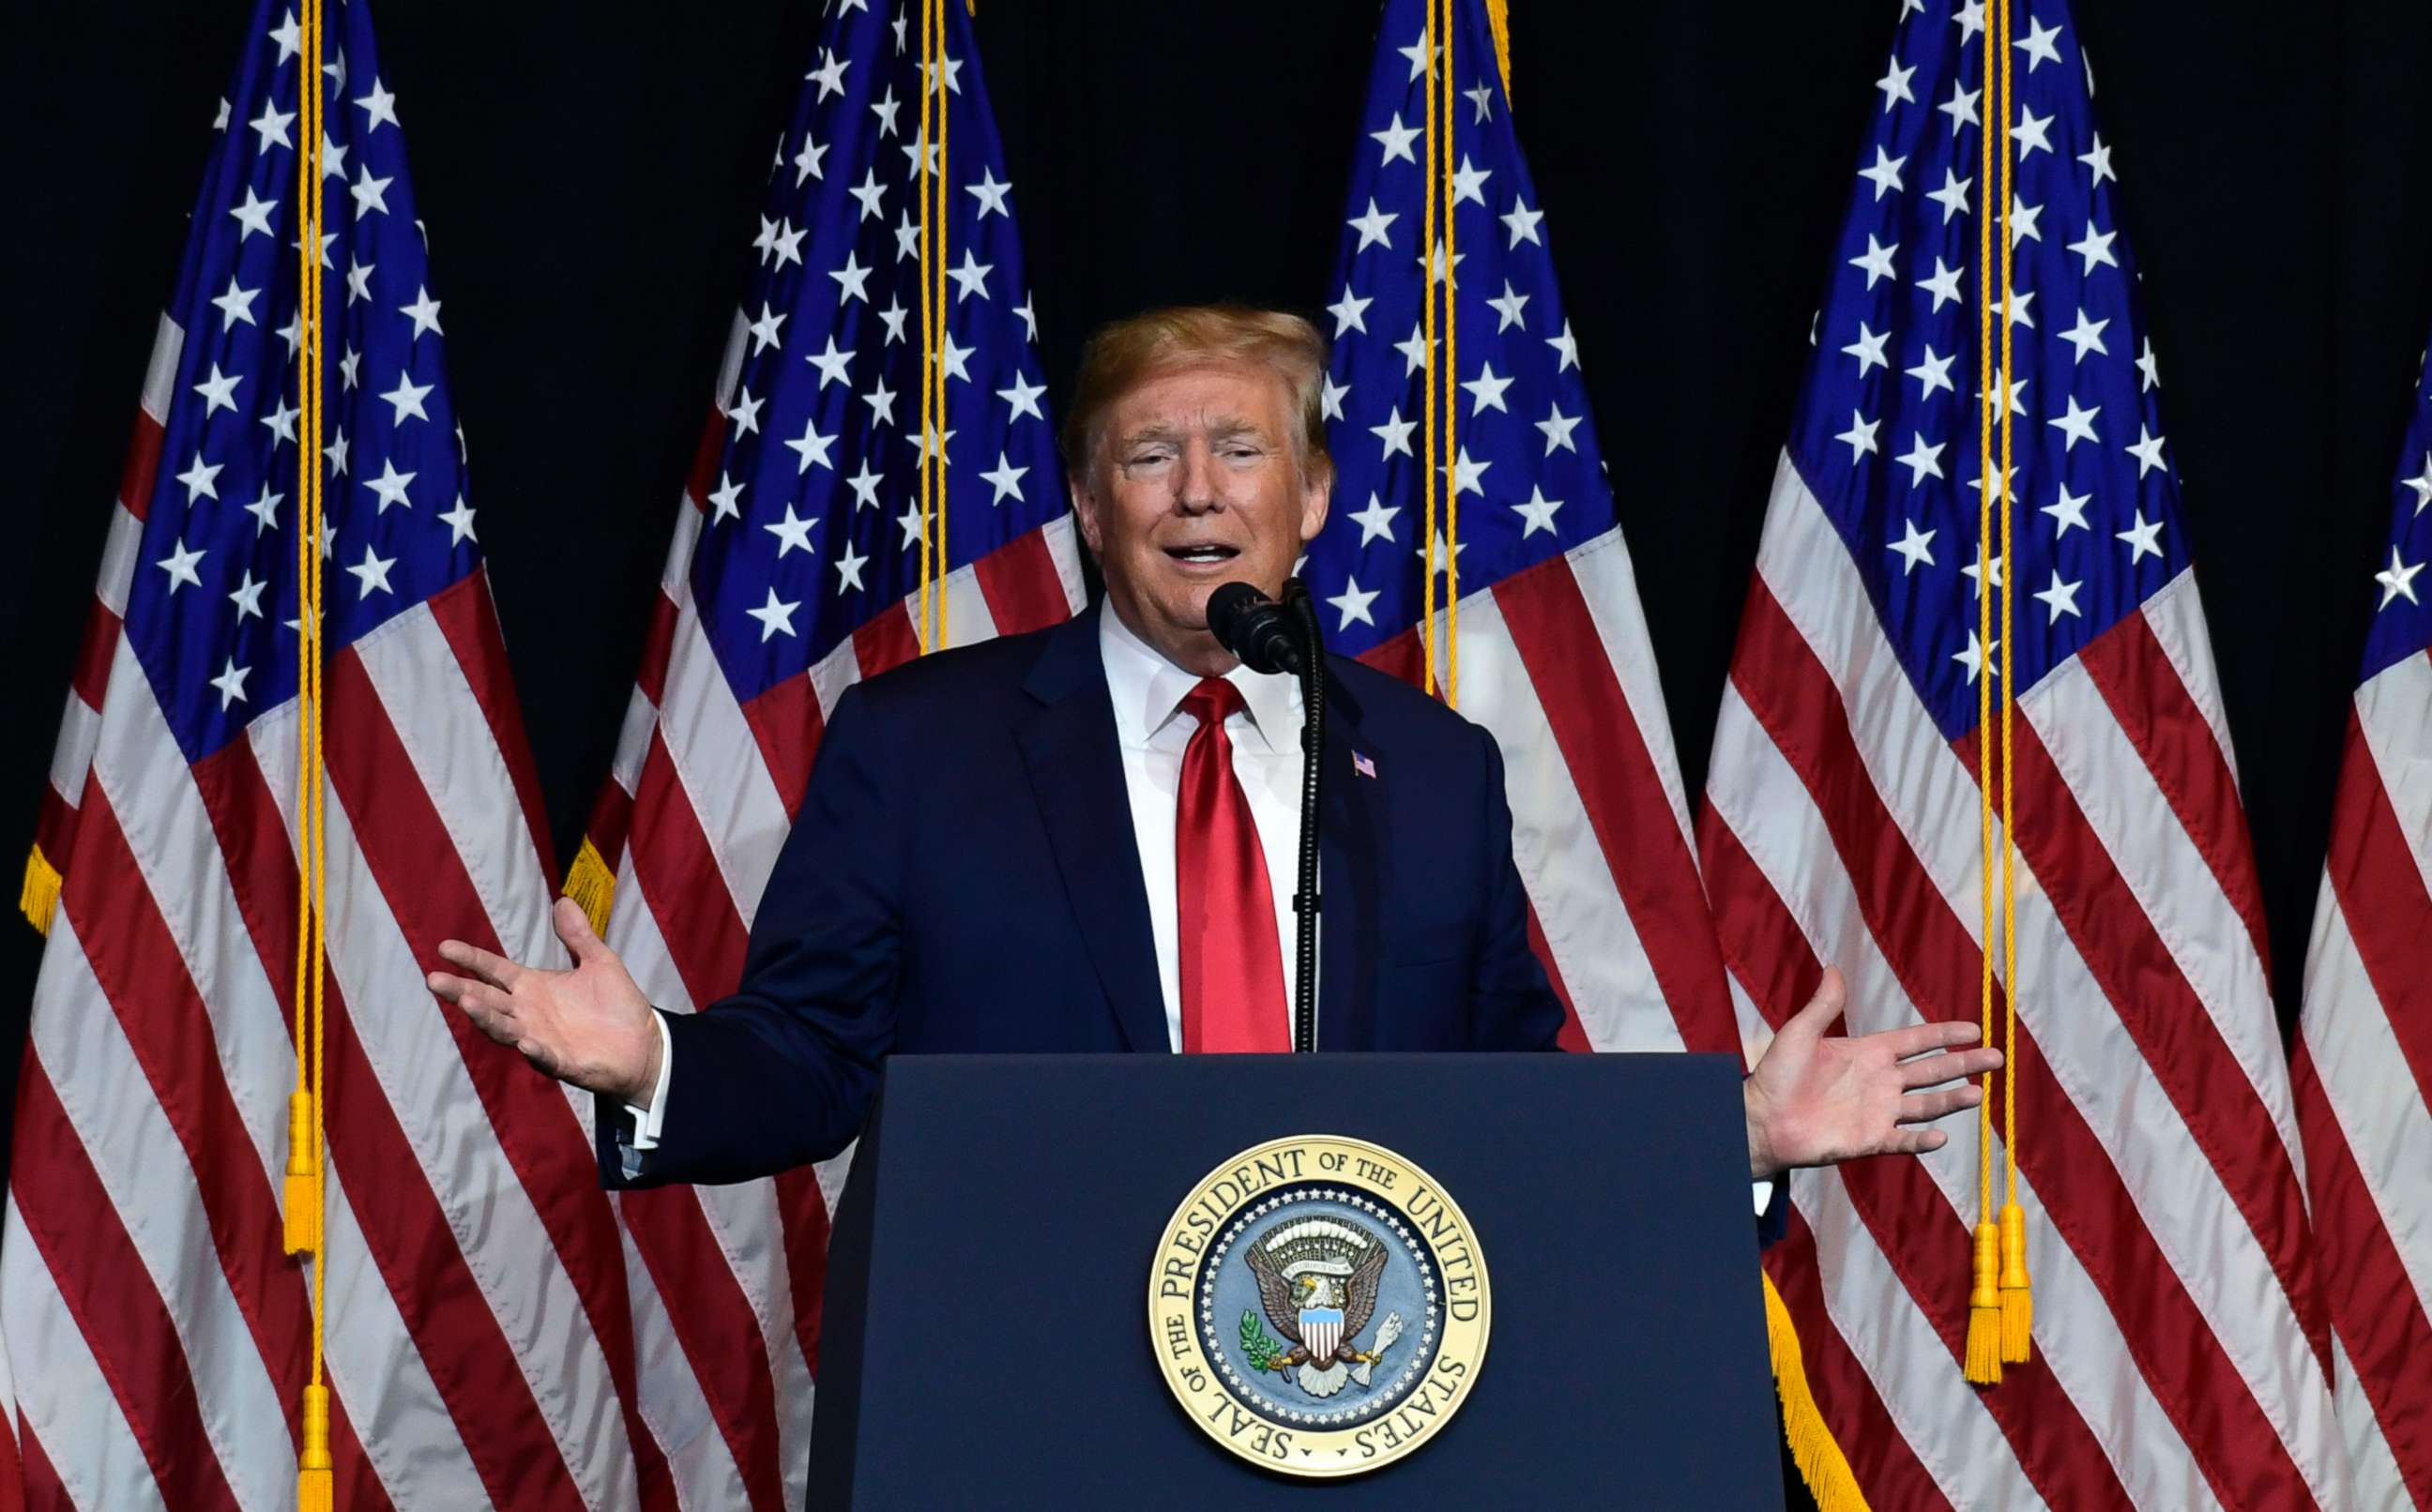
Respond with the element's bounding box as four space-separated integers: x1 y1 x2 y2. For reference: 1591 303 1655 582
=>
567 0 1078 1505
2293 338 2432 1508
6 2 699 1507
1306 0 1735 1056
1698 1 2349 1505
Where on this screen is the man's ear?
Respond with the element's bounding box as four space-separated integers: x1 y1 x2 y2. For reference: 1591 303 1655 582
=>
1070 475 1102 556
1297 462 1332 546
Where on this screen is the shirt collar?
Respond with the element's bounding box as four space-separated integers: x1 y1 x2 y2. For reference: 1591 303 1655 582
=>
1098 599 1301 753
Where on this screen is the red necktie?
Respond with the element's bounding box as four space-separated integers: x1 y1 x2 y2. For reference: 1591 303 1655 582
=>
1175 677 1289 1053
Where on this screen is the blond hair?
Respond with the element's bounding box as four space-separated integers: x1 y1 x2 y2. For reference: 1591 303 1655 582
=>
1060 304 1333 486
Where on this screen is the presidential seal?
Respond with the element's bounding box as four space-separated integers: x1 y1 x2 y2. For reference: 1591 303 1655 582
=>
1148 1135 1490 1478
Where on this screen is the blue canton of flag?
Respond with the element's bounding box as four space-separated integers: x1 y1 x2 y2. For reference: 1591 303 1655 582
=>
128 0 473 763
691 0 1062 702
2361 350 2432 680
1788 0 2185 736
1304 0 1601 657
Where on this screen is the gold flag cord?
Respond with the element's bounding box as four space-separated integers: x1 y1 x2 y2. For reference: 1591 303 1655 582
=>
1966 0 2031 1386
917 0 950 653
281 2 338 1504
1420 0 1464 703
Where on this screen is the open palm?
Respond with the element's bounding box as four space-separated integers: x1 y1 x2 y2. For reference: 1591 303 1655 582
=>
1742 967 2003 1178
427 897 661 1102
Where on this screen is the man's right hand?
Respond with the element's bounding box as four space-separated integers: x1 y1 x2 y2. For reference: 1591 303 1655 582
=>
428 897 662 1104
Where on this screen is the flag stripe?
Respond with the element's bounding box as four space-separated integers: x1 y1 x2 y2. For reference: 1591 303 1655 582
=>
425 576 560 880
973 515 1083 635
656 602 795 933
741 674 824 826
1986 707 2326 1370
616 1187 787 1511
8 1061 241 1512
629 731 752 1010
1719 593 2316 1505
2352 650 2432 900
2329 712 2432 1112
612 1218 751 1512
1494 548 1732 1050
1519 900 1593 1052
1452 585 1685 1052
2075 586 2272 967
2293 1039 2432 1506
3 1203 171 1512
1566 527 1699 854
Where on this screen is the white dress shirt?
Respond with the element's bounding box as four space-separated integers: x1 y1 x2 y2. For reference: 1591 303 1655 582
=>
1100 603 1308 1051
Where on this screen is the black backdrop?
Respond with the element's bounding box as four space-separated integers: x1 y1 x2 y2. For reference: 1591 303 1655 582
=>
6 1 2430 1498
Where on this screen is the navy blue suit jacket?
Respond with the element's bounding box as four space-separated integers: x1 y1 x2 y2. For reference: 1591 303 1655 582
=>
602 602 1567 1188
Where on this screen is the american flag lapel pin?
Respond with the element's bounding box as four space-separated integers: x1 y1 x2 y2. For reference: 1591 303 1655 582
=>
1352 750 1377 779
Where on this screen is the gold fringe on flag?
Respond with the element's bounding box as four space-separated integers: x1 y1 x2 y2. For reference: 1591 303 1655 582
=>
1763 1271 1872 1512
19 843 61 936
563 835 617 937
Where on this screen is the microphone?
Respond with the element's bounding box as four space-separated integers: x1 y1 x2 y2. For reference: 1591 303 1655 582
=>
1206 582 1308 676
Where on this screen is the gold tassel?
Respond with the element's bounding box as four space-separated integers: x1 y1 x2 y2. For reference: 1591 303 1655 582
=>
20 843 61 936
1999 1200 2033 1363
1762 1272 1873 1512
562 835 617 938
282 1090 322 1258
296 1383 334 1512
1964 1221 2004 1384
1483 0 1512 104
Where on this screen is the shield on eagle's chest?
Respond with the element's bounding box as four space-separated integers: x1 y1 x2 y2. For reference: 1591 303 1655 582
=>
1300 1307 1345 1362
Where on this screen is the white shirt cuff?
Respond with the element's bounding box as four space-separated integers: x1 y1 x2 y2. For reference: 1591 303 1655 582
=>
622 1011 674 1152
1753 1178 1775 1217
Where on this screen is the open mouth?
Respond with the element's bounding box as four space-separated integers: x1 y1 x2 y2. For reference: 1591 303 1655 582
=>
1163 543 1241 566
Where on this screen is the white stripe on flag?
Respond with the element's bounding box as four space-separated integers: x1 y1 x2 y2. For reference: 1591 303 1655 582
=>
2328 1331 2412 1512
1450 586 1681 1051
1567 526 1697 852
656 598 793 932
97 503 145 619
2139 576 2242 789
613 1219 750 1512
2354 651 2432 895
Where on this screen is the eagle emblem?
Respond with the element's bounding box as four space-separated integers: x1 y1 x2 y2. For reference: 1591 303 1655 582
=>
1240 1217 1407 1399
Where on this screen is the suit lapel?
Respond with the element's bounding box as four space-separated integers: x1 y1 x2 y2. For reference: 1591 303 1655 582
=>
1315 667 1380 1052
1016 607 1170 1053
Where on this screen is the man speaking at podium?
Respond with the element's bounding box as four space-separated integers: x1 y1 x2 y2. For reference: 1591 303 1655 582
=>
428 305 1997 1199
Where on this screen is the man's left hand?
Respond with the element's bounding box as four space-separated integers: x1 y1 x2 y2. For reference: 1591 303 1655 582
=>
1742 966 2003 1179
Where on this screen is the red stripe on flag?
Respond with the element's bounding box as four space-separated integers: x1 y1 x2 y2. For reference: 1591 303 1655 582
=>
1729 581 2306 1508
327 1387 398 1512
8 1060 241 1512
323 648 669 1502
1973 712 2329 1374
854 600 922 680
1521 899 1592 1052
628 732 752 1007
742 673 825 824
199 742 589 1512
116 409 164 522
771 1169 831 1375
69 603 118 715
635 592 679 710
1699 792 2136 1512
1355 626 1424 688
2323 711 2432 1111
18 1419 66 1512
2292 1047 2432 1504
426 576 558 880
64 789 311 1414
2075 609 2272 972
616 1188 789 1511
973 528 1072 636
1493 557 1736 1052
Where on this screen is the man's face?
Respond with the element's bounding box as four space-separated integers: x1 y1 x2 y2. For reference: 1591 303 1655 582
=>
1072 359 1330 674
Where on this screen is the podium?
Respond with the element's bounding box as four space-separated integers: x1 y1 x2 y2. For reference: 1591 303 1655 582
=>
809 1052 1784 1507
